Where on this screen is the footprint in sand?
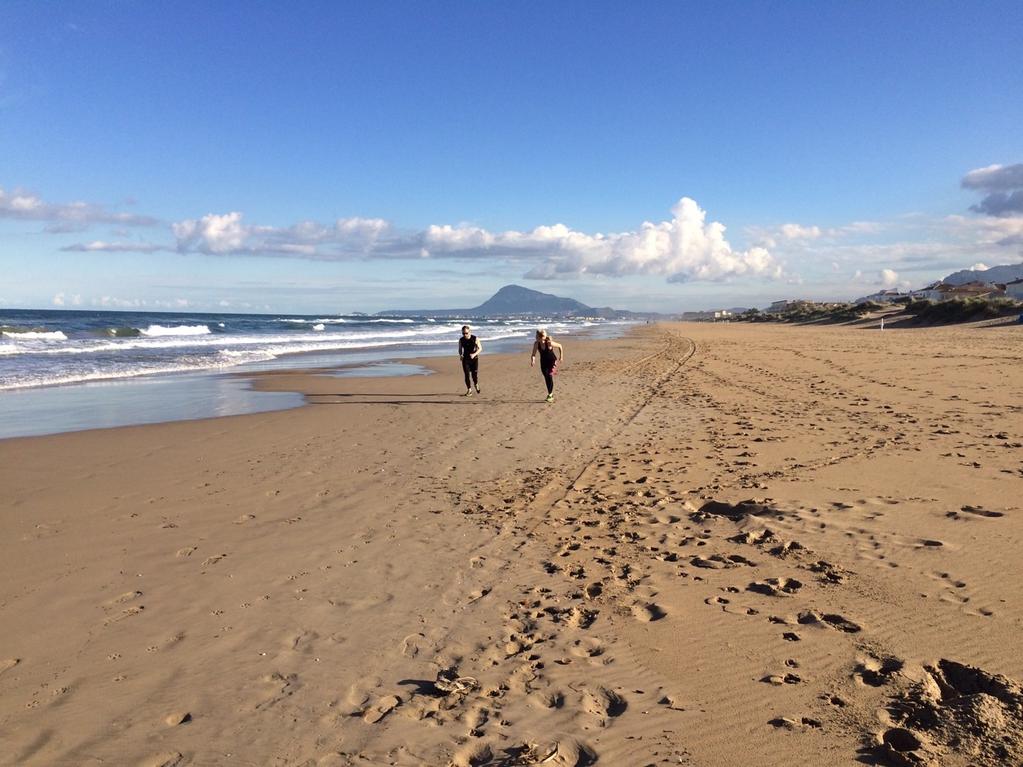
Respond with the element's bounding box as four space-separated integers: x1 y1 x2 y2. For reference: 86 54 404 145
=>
530 688 565 709
581 685 627 723
362 694 401 724
451 740 494 767
946 505 1005 520
103 605 145 626
568 606 597 629
808 560 849 585
401 632 428 658
329 593 394 611
747 578 803 596
104 590 143 607
341 676 382 715
690 554 753 569
142 753 186 767
0 658 21 678
175 546 197 557
570 638 605 658
631 601 666 622
526 739 598 767
286 630 319 653
256 672 300 710
768 716 821 730
762 673 802 685
796 611 862 633
854 656 904 687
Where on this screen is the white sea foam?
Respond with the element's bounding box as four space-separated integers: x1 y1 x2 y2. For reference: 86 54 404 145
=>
0 356 238 390
7 324 466 357
276 317 348 324
0 330 68 340
141 324 211 337
312 323 325 331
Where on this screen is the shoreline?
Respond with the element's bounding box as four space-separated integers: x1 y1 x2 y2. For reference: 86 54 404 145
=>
1 322 1021 766
0 322 633 441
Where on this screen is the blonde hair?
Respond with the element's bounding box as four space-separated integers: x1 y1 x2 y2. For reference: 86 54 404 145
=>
535 328 547 340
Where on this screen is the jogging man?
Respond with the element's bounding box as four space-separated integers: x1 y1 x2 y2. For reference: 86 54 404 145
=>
458 325 482 396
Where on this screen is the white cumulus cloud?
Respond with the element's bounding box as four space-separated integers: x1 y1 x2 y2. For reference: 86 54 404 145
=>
52 190 781 286
962 163 1023 217
158 197 781 285
425 198 781 283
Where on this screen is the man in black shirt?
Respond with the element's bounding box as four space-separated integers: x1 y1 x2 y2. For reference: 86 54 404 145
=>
458 325 482 396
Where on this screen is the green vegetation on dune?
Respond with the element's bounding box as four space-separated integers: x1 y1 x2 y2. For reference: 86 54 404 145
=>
735 301 883 324
730 297 1023 326
901 297 1023 323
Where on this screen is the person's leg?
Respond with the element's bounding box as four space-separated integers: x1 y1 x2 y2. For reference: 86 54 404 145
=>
462 359 472 392
543 369 554 395
470 358 479 389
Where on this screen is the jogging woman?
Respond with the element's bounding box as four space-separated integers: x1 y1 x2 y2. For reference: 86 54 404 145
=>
530 329 564 402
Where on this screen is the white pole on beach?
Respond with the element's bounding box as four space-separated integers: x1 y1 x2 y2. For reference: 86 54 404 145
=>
880 316 885 331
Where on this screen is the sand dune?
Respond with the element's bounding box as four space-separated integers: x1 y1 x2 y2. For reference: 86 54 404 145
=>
1 322 1021 766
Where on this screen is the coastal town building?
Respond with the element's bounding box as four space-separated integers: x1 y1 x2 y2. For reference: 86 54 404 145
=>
1005 279 1023 301
855 289 908 304
766 299 811 313
910 281 1005 301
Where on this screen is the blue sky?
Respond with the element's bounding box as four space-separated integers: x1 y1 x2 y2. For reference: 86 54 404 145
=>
2 1 1021 313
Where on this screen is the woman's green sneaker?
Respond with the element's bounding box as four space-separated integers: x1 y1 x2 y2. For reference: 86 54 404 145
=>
545 394 554 403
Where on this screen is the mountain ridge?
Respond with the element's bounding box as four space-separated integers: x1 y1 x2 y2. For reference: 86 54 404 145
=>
942 262 1023 285
378 284 661 319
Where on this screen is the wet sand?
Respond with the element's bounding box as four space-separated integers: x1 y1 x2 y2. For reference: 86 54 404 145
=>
1 322 1021 766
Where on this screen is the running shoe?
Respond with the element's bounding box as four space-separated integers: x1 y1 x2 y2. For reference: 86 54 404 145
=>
464 390 473 397
545 394 554 403
475 385 481 394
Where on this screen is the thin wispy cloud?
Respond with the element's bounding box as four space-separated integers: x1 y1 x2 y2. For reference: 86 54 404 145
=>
0 186 160 229
170 212 390 258
62 240 165 253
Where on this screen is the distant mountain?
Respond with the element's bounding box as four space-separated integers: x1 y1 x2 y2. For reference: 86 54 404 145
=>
943 262 1023 285
473 285 592 315
379 284 660 319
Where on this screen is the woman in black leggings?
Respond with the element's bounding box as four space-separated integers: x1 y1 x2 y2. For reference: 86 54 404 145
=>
530 329 564 403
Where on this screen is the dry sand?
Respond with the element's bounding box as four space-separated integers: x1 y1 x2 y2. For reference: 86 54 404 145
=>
1 322 1021 767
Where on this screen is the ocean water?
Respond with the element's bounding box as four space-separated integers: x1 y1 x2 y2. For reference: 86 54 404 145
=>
0 308 631 438
0 308 620 390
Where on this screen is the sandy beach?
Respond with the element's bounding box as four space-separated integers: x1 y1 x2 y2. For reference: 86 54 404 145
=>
1 322 1022 767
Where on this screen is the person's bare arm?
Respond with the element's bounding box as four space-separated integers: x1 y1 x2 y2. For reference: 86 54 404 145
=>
530 340 538 366
472 339 482 359
554 341 564 361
